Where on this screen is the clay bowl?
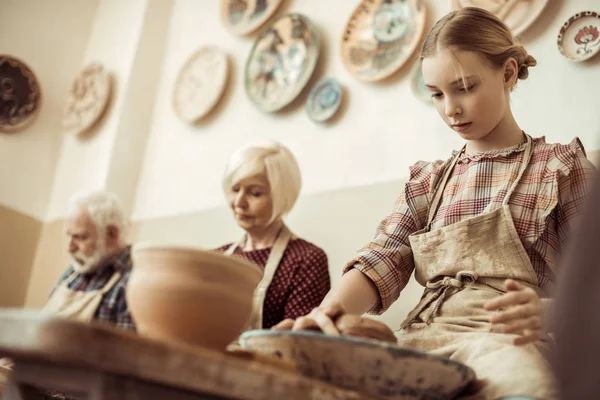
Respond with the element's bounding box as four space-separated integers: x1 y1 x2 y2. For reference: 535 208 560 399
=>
128 244 262 351
240 330 476 400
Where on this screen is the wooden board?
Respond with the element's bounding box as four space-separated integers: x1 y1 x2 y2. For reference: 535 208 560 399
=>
0 310 372 400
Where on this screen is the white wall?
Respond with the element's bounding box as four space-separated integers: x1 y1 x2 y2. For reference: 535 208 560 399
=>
0 0 99 220
131 0 600 222
45 0 151 221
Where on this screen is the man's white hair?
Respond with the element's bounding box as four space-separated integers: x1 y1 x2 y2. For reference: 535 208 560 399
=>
222 140 302 223
67 191 127 234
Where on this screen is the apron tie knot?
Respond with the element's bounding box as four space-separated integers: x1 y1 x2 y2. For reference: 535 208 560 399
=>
400 271 478 330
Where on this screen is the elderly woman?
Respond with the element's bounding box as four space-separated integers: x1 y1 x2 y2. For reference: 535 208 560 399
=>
216 140 331 330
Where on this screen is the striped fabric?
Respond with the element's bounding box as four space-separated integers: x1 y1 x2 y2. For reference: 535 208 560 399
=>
345 136 597 314
54 246 135 331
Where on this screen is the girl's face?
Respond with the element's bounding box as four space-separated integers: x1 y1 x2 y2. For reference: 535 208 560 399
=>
422 49 513 143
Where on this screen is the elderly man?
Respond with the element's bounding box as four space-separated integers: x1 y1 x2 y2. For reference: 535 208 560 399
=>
0 191 135 397
41 191 135 330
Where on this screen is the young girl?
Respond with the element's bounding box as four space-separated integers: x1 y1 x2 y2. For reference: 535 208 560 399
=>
275 7 596 399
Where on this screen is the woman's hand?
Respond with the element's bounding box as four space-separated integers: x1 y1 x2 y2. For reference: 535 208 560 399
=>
484 279 543 346
272 302 346 335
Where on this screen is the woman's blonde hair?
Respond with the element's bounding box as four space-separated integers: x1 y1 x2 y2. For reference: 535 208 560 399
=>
421 7 537 84
223 140 302 223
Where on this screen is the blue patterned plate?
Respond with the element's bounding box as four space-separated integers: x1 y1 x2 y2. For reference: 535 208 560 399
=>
240 330 476 400
245 13 320 112
341 0 427 82
221 0 283 36
305 78 343 123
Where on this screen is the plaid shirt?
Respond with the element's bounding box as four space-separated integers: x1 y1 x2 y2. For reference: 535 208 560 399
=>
53 246 136 331
345 137 597 314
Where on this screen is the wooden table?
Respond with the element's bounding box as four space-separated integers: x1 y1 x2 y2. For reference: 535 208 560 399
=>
0 310 373 400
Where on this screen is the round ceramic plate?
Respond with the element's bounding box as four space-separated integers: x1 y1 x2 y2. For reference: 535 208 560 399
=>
240 330 476 400
305 78 343 122
341 0 427 82
451 0 549 36
410 59 431 104
557 11 600 62
245 13 320 113
221 0 283 36
173 47 229 123
62 63 111 135
0 55 41 133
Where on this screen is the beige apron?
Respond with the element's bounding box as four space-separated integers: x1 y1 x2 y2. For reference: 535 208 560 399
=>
225 225 292 330
41 270 122 322
399 134 557 399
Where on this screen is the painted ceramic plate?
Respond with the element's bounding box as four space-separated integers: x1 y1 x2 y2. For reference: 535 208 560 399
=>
221 0 283 36
410 59 431 104
173 47 229 123
451 0 549 36
240 330 476 400
245 13 320 113
341 0 427 82
0 55 41 133
62 63 111 135
557 11 600 62
305 78 343 123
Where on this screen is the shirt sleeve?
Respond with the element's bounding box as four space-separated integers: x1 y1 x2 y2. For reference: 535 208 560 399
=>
554 138 597 250
342 160 444 314
283 247 331 320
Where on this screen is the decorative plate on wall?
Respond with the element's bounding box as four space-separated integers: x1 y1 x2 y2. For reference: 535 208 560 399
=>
245 13 320 113
341 0 427 82
62 63 112 135
450 0 549 37
221 0 283 36
557 11 600 62
173 47 229 123
0 55 41 133
305 78 343 123
410 59 431 104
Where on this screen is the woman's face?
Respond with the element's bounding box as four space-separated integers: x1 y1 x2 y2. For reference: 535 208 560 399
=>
228 173 274 232
422 49 509 142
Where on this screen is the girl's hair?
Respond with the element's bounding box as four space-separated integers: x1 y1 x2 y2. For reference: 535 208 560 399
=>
421 7 537 82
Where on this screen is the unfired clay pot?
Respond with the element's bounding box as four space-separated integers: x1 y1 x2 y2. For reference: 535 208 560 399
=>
128 244 262 351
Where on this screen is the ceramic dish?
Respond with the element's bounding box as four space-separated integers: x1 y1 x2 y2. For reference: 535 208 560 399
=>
221 0 283 36
245 13 320 112
0 55 41 133
305 78 343 122
410 59 431 104
341 0 427 82
173 47 229 123
451 0 549 36
62 63 111 135
240 330 476 400
557 11 600 62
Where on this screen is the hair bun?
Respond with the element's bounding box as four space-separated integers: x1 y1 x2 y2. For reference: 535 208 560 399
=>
517 51 537 80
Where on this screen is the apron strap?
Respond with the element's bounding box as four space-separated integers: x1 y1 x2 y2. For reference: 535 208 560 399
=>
223 225 293 329
248 225 292 329
502 134 533 206
100 272 122 294
426 146 465 229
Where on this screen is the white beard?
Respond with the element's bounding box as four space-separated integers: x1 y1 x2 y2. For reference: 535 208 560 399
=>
71 236 109 274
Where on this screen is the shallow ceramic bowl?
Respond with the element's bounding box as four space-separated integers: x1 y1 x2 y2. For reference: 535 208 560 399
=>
557 11 600 62
221 0 283 36
245 13 320 112
128 244 262 351
340 0 427 82
240 330 476 400
305 78 343 123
